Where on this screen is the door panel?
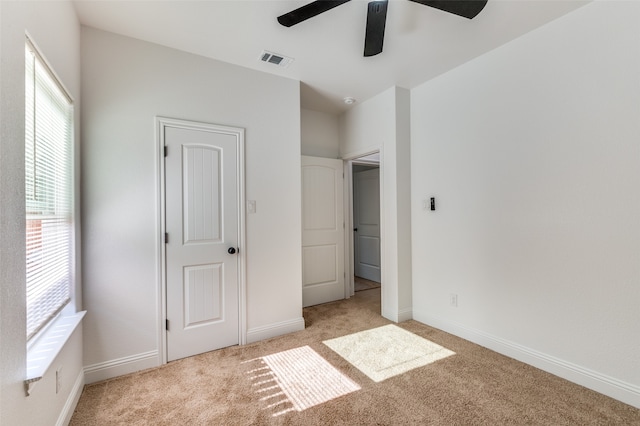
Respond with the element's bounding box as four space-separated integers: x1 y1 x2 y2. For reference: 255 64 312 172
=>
354 168 381 282
183 145 221 243
303 244 338 285
301 156 345 307
358 236 380 267
302 165 337 230
183 263 223 327
165 124 239 361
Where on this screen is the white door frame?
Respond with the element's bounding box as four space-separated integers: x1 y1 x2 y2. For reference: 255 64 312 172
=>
343 149 382 299
156 116 247 365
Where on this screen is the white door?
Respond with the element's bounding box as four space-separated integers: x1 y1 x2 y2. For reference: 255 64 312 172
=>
354 168 381 282
301 156 345 307
164 122 241 362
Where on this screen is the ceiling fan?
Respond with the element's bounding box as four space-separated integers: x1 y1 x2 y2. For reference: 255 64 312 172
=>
277 0 488 57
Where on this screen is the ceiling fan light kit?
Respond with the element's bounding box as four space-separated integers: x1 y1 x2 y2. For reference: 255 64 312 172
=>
277 0 488 57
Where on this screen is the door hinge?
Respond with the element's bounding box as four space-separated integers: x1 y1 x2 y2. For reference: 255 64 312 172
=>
164 146 168 157
166 319 170 331
165 233 168 244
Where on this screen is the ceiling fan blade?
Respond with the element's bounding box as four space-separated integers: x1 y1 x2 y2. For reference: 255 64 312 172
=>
364 0 388 57
408 0 488 19
277 0 352 27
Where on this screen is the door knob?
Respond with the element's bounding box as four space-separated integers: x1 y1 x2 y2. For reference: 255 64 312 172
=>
228 247 237 255
354 228 358 232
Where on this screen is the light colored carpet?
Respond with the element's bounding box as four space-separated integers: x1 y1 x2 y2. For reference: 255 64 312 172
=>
324 324 455 382
70 288 640 425
247 345 360 417
354 276 380 292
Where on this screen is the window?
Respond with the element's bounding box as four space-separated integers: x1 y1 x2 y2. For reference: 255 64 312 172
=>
25 39 74 340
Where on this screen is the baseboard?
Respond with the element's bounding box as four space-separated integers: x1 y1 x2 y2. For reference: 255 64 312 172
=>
382 307 413 323
84 350 159 384
398 307 413 322
413 310 640 409
56 368 84 426
246 317 305 344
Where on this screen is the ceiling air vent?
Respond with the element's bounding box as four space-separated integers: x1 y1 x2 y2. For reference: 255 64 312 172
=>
259 50 294 68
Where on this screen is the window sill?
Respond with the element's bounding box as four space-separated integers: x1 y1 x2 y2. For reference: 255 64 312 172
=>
25 310 86 396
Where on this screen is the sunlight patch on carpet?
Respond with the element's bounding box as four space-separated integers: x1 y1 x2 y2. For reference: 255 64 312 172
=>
245 346 360 417
323 324 455 382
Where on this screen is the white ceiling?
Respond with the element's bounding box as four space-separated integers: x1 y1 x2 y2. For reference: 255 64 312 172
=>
73 0 589 115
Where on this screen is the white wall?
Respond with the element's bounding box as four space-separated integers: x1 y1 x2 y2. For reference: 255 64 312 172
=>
394 89 412 317
340 88 395 158
411 0 640 408
81 27 303 381
0 1 84 425
301 108 340 158
339 87 412 322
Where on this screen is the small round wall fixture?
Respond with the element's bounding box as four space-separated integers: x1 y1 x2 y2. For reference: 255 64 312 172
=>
343 97 356 105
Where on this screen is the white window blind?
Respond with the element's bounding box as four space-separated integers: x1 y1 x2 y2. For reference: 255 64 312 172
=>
25 40 74 340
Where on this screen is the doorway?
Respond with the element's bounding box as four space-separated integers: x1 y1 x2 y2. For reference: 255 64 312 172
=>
347 152 381 296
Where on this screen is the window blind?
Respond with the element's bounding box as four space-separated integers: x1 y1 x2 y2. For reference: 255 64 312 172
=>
25 41 74 340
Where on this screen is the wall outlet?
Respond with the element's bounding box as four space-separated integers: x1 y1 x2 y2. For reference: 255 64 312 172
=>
450 294 458 307
56 366 62 394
